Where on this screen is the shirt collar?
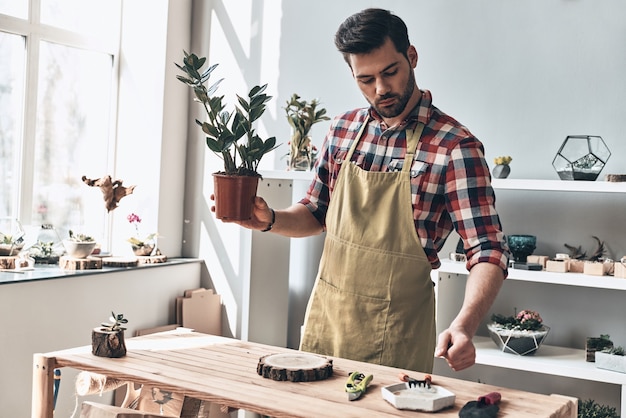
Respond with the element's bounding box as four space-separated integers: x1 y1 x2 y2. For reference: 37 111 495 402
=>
368 89 431 130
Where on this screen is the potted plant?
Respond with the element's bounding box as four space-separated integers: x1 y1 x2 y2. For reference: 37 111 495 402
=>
175 51 278 220
596 346 626 374
28 241 63 264
487 309 550 356
0 218 25 256
492 155 512 179
92 311 128 358
585 334 613 362
578 399 619 418
62 230 97 258
284 94 329 171
126 213 157 256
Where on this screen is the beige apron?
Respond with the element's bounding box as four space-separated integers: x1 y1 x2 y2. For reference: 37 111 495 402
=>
300 117 436 373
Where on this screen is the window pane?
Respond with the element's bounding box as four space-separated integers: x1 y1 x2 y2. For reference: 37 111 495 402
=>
34 41 113 240
0 32 26 218
0 0 28 19
40 0 121 38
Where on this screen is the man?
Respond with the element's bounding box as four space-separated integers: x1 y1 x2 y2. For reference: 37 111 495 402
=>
231 8 508 373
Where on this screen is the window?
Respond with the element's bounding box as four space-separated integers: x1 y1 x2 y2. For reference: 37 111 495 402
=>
0 0 121 246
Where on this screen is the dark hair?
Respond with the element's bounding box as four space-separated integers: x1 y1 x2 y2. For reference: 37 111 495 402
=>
334 8 410 64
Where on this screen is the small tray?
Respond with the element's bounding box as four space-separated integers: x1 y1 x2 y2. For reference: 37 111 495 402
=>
381 383 455 412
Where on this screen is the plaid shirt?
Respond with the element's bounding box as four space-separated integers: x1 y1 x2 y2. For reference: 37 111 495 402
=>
300 90 509 273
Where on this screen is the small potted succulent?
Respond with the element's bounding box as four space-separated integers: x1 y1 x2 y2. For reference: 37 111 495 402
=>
487 309 550 356
175 51 278 220
0 218 25 256
596 345 626 374
92 311 128 358
62 230 97 258
585 334 613 362
284 93 329 171
492 155 512 179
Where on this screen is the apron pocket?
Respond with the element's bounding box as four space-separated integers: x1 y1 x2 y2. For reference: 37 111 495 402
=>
301 277 389 364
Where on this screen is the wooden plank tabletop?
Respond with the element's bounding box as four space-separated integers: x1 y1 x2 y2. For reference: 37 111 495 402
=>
36 330 576 418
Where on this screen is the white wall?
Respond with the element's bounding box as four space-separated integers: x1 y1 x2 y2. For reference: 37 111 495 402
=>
2 262 202 418
180 0 626 410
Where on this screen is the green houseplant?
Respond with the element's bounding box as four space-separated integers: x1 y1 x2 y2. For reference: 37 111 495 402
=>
175 51 278 220
92 311 128 358
284 94 329 171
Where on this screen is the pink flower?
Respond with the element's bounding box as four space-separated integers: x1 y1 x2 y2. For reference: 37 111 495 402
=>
516 309 542 324
127 213 141 224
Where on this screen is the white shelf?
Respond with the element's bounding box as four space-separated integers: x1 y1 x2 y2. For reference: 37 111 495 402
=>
492 178 626 193
259 169 314 181
474 336 626 385
437 259 626 290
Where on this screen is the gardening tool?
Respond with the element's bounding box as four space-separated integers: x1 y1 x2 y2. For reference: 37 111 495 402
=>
458 391 501 418
345 371 373 401
398 372 432 389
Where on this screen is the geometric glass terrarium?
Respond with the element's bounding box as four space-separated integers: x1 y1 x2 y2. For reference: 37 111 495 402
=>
552 135 611 181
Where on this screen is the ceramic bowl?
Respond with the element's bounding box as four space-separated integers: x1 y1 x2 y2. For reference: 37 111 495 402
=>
507 235 537 262
63 240 97 258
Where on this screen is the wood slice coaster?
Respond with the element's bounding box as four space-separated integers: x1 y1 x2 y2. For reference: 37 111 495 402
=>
0 256 17 270
605 174 626 182
257 353 333 382
59 256 103 270
102 257 139 267
136 255 168 265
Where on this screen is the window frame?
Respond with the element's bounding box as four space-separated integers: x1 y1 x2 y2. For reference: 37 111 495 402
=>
0 1 122 244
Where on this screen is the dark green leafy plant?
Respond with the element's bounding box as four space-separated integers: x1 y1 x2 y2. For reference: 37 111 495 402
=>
602 346 625 356
587 334 613 350
491 309 543 331
175 51 278 176
578 399 618 418
284 94 329 160
101 312 128 332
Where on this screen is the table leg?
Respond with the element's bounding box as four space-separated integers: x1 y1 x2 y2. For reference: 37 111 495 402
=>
32 354 56 418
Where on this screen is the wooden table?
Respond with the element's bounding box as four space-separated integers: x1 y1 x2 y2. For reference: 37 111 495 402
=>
32 329 577 418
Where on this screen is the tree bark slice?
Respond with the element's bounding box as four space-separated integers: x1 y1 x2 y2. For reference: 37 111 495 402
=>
257 353 333 382
60 256 103 270
102 257 139 267
92 328 127 358
136 255 168 265
0 256 17 269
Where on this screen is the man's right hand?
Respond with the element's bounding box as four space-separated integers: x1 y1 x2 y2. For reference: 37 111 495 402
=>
210 195 273 231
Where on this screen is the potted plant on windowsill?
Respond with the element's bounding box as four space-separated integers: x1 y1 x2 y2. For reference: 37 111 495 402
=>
92 312 128 358
175 51 278 220
62 230 97 258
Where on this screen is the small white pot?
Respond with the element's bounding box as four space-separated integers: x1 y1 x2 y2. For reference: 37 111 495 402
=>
63 240 96 258
596 352 626 374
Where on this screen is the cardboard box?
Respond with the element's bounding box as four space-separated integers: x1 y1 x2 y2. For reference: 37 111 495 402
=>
176 288 222 336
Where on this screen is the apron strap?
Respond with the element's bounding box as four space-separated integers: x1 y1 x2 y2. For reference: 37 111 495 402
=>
344 113 426 173
402 123 425 173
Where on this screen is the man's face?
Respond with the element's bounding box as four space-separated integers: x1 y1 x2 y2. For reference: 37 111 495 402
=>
348 38 418 122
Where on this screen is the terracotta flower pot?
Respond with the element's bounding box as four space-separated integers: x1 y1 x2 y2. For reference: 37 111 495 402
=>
213 173 260 221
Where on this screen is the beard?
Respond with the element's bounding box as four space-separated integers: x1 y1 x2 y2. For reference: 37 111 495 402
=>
371 70 416 119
